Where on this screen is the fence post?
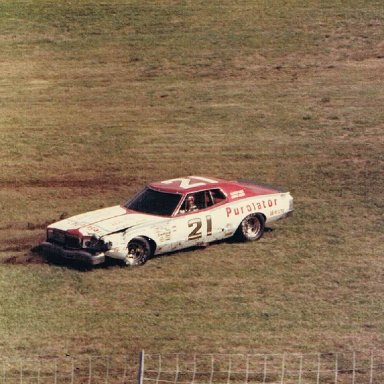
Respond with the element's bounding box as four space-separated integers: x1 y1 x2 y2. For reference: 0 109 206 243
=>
244 355 249 384
105 355 110 384
20 360 23 384
71 358 75 384
263 355 267 384
298 355 303 384
156 354 162 384
37 359 41 384
316 353 321 384
174 354 180 384
334 353 338 384
227 355 232 384
122 355 129 384
191 354 196 384
2 360 6 384
369 351 374 384
137 350 145 384
280 354 286 384
54 358 58 384
209 355 214 384
352 352 356 384
88 356 92 384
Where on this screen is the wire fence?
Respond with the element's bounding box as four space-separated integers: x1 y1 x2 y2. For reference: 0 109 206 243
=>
1 352 383 384
0 355 138 384
140 351 384 384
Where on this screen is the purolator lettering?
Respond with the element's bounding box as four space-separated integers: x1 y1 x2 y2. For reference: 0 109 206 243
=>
225 199 278 218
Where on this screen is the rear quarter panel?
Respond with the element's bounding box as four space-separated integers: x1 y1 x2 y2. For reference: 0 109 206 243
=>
224 192 292 226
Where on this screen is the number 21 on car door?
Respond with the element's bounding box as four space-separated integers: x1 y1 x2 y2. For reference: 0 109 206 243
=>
187 214 212 242
172 212 212 250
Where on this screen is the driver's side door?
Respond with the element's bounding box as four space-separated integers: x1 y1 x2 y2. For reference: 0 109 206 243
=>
171 210 213 251
170 191 214 251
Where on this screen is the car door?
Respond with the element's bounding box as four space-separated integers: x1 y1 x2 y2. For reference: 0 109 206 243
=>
205 188 232 240
169 189 227 251
170 211 213 251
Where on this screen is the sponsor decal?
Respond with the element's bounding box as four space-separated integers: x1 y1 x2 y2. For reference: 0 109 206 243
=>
270 208 285 216
226 199 278 217
83 224 105 235
156 227 171 243
230 190 245 199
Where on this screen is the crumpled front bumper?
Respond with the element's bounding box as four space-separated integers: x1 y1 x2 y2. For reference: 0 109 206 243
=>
40 242 105 265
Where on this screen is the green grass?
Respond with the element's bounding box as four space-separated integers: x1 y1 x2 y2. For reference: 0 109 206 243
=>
0 0 383 359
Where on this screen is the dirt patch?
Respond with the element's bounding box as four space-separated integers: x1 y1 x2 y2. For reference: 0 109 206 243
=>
2 251 45 265
0 225 46 267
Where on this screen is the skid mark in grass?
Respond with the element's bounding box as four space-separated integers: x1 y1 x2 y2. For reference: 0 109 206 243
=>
1 251 45 265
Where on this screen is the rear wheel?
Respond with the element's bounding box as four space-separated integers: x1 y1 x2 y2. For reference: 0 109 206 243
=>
236 213 265 241
125 237 151 266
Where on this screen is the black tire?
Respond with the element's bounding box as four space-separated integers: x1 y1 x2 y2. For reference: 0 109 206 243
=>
125 237 151 266
236 213 265 241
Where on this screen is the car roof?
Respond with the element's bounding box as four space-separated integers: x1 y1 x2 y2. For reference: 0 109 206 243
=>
149 176 232 194
148 176 282 201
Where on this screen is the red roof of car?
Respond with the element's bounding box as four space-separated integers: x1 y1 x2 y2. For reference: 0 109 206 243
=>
149 176 227 194
149 176 280 197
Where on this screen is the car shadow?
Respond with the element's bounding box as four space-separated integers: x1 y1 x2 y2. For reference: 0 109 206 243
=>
149 226 275 260
32 227 274 271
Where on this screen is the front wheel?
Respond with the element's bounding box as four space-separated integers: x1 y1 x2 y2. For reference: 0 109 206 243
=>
236 213 265 241
124 237 151 266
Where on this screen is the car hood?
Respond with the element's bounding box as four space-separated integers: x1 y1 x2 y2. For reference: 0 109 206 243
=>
48 205 165 237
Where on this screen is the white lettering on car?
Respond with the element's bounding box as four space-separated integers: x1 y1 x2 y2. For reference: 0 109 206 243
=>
161 176 218 190
230 190 245 199
270 208 285 216
226 199 278 217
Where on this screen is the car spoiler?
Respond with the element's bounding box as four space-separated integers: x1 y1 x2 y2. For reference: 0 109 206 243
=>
236 179 288 193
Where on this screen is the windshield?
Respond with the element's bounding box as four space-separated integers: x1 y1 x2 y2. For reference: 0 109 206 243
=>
125 187 181 216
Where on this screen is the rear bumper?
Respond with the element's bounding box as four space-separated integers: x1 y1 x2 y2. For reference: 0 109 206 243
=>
40 242 105 265
267 209 294 224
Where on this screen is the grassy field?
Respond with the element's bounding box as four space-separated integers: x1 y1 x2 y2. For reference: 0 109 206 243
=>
0 0 383 359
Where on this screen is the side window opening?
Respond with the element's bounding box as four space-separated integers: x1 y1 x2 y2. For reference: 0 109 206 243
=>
210 189 226 204
177 189 226 215
193 191 206 210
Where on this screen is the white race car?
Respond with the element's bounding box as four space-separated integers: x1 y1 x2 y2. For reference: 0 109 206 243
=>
41 176 293 266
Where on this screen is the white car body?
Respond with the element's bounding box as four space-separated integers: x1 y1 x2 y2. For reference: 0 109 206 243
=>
41 176 293 266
